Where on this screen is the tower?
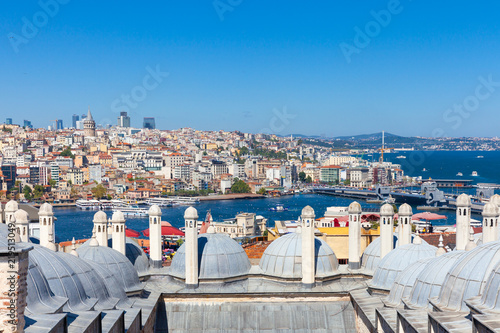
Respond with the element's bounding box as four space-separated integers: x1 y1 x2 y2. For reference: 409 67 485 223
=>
111 211 126 255
380 204 394 259
184 206 199 288
456 194 471 251
38 203 54 248
348 201 362 269
482 202 498 244
93 211 108 247
398 203 413 247
83 107 96 137
4 200 18 224
148 205 163 268
14 210 29 242
301 205 316 287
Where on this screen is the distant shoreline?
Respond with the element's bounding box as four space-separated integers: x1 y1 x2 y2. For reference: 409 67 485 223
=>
198 193 265 201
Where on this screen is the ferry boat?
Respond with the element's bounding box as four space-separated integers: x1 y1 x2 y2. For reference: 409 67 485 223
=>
472 171 478 177
456 172 463 177
396 155 406 159
146 198 174 207
477 155 484 159
269 204 289 212
76 199 99 210
112 205 149 217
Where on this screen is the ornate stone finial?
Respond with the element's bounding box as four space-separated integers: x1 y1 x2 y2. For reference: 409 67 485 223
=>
70 237 79 256
413 229 422 245
89 231 99 247
435 234 446 256
207 226 215 234
465 226 477 251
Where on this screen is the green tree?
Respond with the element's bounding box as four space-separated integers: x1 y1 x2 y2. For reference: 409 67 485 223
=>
33 185 44 198
60 146 75 159
231 179 251 193
298 171 306 182
305 176 312 183
49 179 57 186
91 184 107 199
257 187 267 195
23 185 32 201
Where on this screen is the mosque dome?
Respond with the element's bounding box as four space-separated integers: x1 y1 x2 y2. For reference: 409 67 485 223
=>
404 251 466 310
431 241 500 312
399 203 412 216
93 210 108 223
39 202 54 215
14 209 29 223
361 234 428 273
76 242 143 294
482 202 498 217
348 202 362 214
5 200 18 212
29 245 98 312
467 258 500 313
170 233 251 280
380 204 394 216
456 193 471 207
384 258 432 307
148 205 162 216
89 261 134 308
259 232 339 278
370 242 437 291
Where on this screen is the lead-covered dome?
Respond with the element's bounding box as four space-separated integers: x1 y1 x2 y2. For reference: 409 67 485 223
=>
401 251 465 310
77 243 143 294
370 242 437 291
430 241 500 312
259 232 339 278
467 258 500 313
170 233 251 280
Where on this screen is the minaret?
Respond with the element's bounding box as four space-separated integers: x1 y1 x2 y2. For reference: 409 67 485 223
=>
111 211 126 255
14 210 29 242
380 204 395 259
456 194 471 251
84 107 96 137
398 203 413 247
148 205 163 268
184 206 199 288
93 211 108 247
301 205 316 287
482 202 498 244
348 201 362 270
38 203 54 248
4 200 19 225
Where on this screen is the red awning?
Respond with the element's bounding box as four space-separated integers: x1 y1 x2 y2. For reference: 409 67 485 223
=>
142 223 183 237
125 228 140 238
412 212 447 221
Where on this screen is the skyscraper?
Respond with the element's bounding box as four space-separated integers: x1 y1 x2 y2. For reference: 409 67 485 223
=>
143 117 155 130
117 111 131 127
57 119 63 130
5 118 12 125
23 120 32 128
72 114 79 128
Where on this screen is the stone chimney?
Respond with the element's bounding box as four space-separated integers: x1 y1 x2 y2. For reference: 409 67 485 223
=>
184 206 199 288
348 201 362 269
148 205 163 268
301 205 316 288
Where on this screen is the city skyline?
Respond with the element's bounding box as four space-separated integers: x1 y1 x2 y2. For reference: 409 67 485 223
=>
3 2 500 137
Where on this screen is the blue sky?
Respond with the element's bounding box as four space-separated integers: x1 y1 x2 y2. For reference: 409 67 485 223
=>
2 1 500 137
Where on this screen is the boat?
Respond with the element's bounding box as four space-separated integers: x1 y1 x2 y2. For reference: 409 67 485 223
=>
477 155 484 159
396 155 406 159
384 195 395 204
472 171 478 177
456 172 463 177
470 218 482 228
422 168 428 172
76 199 99 210
269 204 289 212
112 205 149 217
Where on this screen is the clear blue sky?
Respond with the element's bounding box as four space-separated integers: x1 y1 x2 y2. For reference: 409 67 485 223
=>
2 1 500 137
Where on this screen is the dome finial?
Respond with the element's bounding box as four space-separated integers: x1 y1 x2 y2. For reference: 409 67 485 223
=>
70 237 79 256
89 231 99 247
435 234 446 256
413 229 422 245
465 226 477 251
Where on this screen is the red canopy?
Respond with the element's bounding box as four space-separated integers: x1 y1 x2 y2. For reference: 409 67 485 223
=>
142 223 184 237
412 212 447 221
125 228 140 238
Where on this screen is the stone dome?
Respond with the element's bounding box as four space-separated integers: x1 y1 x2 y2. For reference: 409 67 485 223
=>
93 210 108 223
384 258 432 307
370 242 437 291
39 202 53 215
301 205 315 218
456 193 471 207
399 203 412 216
348 201 362 214
111 211 125 222
404 251 466 310
4 200 18 212
380 204 394 216
29 245 98 312
170 233 251 280
431 241 500 312
483 202 498 217
76 243 143 294
361 234 428 273
148 205 162 216
259 232 339 278
14 209 29 223
490 194 500 207
88 261 134 308
184 206 198 220
467 258 500 313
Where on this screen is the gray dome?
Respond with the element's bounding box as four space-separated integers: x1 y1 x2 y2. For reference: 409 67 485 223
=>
361 234 428 273
56 251 120 311
380 204 394 216
39 202 53 215
170 233 251 279
456 193 471 207
111 210 125 222
301 205 315 218
384 258 432 307
259 232 339 278
431 241 500 312
184 206 198 219
76 244 143 294
5 200 18 212
148 205 162 216
468 258 500 313
87 261 134 308
370 242 437 291
404 251 466 310
348 201 362 214
29 245 98 312
399 203 412 216
483 202 498 217
14 209 29 223
93 210 108 223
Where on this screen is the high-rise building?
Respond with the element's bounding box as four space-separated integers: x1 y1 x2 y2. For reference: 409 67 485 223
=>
5 118 12 125
0 165 16 190
56 119 63 130
117 111 131 127
72 114 79 128
84 108 96 137
23 120 32 128
143 117 155 130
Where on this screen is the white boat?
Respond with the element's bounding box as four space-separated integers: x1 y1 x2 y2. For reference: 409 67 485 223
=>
396 155 406 159
456 172 463 177
422 168 428 172
112 205 149 216
146 198 174 207
472 171 478 177
477 156 484 159
76 199 99 210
